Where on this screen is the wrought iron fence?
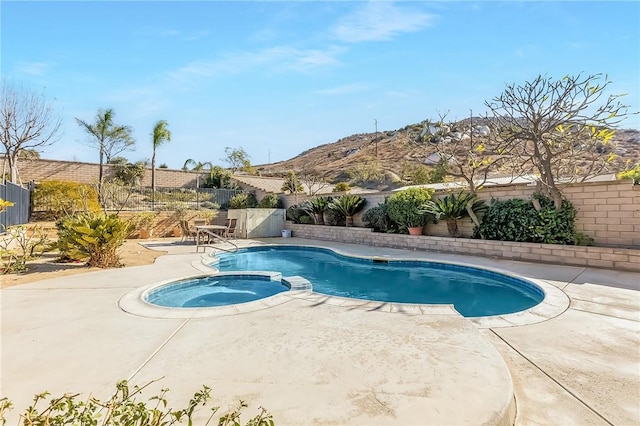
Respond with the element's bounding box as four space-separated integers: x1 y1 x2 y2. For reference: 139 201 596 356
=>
1 181 32 230
34 185 244 213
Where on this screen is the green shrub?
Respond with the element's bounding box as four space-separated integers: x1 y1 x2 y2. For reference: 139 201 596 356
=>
286 204 312 224
200 201 221 210
257 193 282 208
332 182 351 193
362 200 396 233
229 192 257 209
421 192 486 237
0 379 274 426
386 187 435 229
574 231 595 246
475 194 577 244
33 181 101 219
618 162 640 184
301 196 332 225
1 225 51 274
328 194 366 227
56 213 132 267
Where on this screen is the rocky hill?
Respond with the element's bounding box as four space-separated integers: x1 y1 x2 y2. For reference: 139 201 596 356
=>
256 120 640 190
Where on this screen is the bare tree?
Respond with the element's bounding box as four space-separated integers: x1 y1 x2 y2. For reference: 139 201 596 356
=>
298 167 331 196
75 108 135 196
1 81 62 183
486 73 632 209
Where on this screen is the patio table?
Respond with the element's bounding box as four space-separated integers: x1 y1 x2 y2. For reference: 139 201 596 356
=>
195 224 227 252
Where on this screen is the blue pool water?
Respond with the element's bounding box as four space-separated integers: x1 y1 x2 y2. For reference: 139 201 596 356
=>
214 246 544 317
147 275 289 308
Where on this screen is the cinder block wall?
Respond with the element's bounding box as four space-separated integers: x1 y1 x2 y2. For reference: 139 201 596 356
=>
5 157 208 188
282 180 640 249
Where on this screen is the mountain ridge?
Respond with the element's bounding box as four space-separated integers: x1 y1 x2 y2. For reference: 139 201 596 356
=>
255 121 640 190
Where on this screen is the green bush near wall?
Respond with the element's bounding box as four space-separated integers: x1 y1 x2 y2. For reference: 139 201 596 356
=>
475 194 578 244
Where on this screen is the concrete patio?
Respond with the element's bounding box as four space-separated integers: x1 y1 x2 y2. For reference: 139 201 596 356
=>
1 237 638 425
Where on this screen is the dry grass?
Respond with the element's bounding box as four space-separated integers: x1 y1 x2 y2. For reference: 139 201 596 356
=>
1 239 166 289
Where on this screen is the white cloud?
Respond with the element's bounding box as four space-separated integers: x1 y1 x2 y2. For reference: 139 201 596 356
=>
167 45 344 83
331 1 434 43
15 61 53 76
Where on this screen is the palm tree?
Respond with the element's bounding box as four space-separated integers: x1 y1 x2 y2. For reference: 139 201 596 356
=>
328 194 366 227
75 109 134 199
421 192 487 237
182 159 212 188
151 120 171 192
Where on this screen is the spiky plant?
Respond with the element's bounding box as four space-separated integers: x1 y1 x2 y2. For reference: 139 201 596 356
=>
56 213 132 267
302 196 332 225
421 192 486 237
328 194 366 227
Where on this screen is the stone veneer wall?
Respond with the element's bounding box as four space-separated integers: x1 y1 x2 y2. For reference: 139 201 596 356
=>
282 180 640 249
4 157 208 188
284 223 640 272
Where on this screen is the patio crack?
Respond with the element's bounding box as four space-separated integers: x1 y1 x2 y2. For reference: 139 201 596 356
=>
127 319 190 381
490 329 614 426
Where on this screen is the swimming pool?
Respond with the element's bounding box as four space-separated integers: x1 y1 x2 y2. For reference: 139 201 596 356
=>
210 246 544 317
211 246 545 317
146 274 289 308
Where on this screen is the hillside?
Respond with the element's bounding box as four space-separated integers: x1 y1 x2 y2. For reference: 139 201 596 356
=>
256 121 640 190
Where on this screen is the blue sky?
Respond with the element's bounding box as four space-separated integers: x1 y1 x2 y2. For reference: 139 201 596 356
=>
3 1 639 170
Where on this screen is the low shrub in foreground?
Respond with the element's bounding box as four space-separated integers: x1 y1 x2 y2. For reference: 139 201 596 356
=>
0 379 274 426
56 213 132 267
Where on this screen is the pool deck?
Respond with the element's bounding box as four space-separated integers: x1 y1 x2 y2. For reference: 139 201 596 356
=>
1 237 638 425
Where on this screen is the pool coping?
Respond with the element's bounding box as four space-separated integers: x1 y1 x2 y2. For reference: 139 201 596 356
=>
119 243 570 328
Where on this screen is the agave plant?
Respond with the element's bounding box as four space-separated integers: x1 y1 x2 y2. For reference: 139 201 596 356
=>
328 194 366 227
302 196 332 225
420 192 486 237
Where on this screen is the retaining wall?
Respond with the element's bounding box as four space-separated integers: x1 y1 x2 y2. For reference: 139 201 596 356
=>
282 179 640 249
284 223 640 272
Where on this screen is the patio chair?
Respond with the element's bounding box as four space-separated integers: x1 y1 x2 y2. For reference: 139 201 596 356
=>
225 218 238 239
180 220 197 243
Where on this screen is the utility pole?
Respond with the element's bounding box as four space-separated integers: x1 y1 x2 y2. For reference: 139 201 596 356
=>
374 119 378 158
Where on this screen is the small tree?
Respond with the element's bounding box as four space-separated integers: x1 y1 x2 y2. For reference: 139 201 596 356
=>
151 119 172 192
109 158 146 186
224 147 254 174
281 170 304 195
1 81 62 183
76 109 135 200
183 158 212 188
486 73 633 209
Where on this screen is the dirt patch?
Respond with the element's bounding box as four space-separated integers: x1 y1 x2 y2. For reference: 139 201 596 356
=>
1 239 167 289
